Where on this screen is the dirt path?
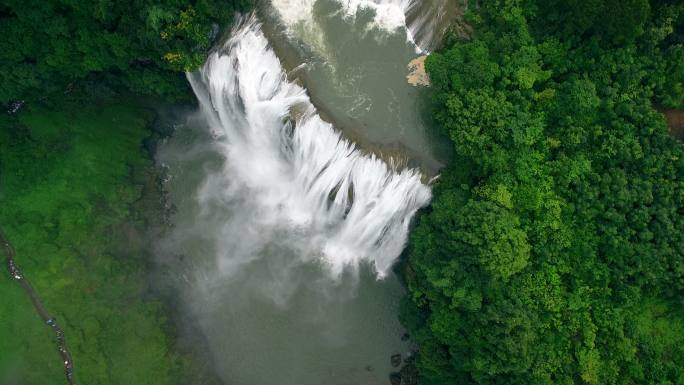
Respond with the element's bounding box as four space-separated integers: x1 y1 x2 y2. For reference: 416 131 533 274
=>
662 108 684 140
0 228 76 385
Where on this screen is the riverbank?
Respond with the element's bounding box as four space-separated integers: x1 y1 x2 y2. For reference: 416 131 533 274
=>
401 2 684 384
0 96 211 384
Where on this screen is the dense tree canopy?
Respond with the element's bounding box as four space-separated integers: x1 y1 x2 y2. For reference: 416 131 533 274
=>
0 100 221 384
0 1 254 382
0 0 252 102
402 1 684 384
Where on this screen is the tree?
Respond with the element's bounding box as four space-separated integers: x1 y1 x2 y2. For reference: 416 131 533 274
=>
0 0 253 103
403 1 684 384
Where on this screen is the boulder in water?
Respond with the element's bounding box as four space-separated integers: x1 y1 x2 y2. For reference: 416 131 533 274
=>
391 353 402 367
400 362 419 385
389 372 402 385
407 56 430 87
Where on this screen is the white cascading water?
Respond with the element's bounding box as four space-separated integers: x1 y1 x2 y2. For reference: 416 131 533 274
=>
188 16 430 278
271 0 451 52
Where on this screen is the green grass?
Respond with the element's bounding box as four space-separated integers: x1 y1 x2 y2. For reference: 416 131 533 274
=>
0 99 180 385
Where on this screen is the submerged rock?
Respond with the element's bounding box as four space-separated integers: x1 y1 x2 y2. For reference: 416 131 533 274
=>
400 362 419 385
391 353 402 367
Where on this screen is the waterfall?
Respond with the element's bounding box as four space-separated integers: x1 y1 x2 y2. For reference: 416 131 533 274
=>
188 16 430 278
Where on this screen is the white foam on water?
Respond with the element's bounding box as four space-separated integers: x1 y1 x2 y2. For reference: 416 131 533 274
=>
337 0 411 32
270 0 435 52
189 16 430 278
270 0 318 26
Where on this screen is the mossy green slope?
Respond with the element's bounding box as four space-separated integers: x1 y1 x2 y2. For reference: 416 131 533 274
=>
0 100 179 385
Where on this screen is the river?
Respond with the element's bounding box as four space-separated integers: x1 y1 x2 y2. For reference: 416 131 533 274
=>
155 2 453 384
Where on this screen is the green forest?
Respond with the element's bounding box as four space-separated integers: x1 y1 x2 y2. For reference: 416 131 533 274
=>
0 100 194 384
0 1 250 384
1 0 683 384
402 0 684 384
0 0 252 102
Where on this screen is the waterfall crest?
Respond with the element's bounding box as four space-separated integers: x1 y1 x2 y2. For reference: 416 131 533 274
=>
188 16 431 278
270 0 454 52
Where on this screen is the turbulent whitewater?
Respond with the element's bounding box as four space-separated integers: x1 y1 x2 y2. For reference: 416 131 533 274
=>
271 0 454 52
188 17 430 277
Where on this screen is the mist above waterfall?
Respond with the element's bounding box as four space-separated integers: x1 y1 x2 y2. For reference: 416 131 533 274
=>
186 16 430 280
153 5 445 384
